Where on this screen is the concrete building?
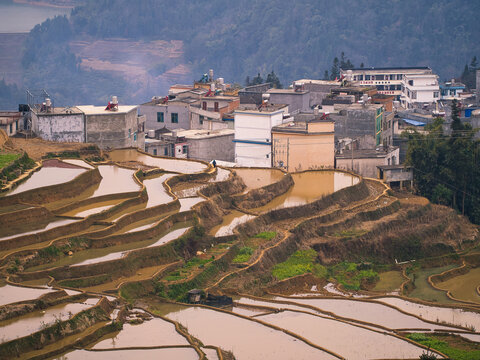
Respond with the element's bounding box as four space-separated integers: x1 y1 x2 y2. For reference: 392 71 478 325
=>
234 104 289 167
266 83 310 113
440 80 466 100
0 111 22 137
31 107 85 142
330 103 385 146
294 79 341 108
341 67 434 100
239 83 273 105
336 146 400 178
271 113 334 172
377 165 413 189
77 105 145 150
145 128 234 162
400 73 440 109
189 95 239 130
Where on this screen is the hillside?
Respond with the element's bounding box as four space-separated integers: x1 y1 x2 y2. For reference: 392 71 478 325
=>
4 0 480 107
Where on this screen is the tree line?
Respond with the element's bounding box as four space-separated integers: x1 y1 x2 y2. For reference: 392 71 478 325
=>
405 100 480 224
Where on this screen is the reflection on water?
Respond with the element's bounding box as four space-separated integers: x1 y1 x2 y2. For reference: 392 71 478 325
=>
61 159 95 169
252 171 358 213
143 174 175 207
109 149 207 174
209 210 255 237
259 310 425 360
233 168 284 190
7 167 86 195
54 348 198 360
91 316 189 349
166 306 335 360
0 284 54 306
91 165 141 197
209 168 231 182
377 297 480 332
179 197 205 211
0 217 77 241
73 227 190 267
0 299 98 343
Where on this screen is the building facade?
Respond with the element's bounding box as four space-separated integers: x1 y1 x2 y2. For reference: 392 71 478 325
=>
272 116 334 172
340 67 434 100
31 107 85 142
400 73 439 109
0 111 22 137
234 104 288 167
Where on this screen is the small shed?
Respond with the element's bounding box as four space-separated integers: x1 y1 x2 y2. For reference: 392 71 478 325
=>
187 289 203 304
377 165 413 189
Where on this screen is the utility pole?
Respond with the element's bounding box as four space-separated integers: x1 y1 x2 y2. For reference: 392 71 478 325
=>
351 138 354 172
286 138 290 172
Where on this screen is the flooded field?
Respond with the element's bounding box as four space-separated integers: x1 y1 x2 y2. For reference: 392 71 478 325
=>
209 168 231 182
0 299 98 343
91 165 141 197
62 200 123 218
6 166 85 196
61 159 95 169
252 171 359 213
435 267 480 304
373 270 405 292
408 265 458 303
109 149 208 174
165 306 336 359
143 173 175 207
233 168 285 190
53 348 199 360
0 217 77 241
209 210 255 237
0 283 53 306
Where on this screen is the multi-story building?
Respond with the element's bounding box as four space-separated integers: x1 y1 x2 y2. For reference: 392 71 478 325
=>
440 79 466 100
234 104 288 167
0 111 22 137
340 67 434 100
271 113 334 172
400 73 439 109
189 94 239 130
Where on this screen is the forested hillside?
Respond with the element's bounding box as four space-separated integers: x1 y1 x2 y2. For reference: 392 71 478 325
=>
6 0 480 107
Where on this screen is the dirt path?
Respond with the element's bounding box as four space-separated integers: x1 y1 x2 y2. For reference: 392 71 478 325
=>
8 138 95 161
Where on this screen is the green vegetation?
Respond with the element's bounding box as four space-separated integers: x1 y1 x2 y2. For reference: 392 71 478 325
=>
272 249 326 280
0 153 20 169
58 274 112 288
43 151 80 159
0 153 35 184
405 101 480 224
333 228 367 241
233 246 254 263
254 231 276 240
328 262 379 291
407 333 480 360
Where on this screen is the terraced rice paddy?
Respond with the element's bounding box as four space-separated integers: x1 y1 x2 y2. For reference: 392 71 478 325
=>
0 152 478 359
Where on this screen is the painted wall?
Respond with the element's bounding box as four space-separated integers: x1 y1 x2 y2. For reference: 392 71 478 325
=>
187 134 234 162
32 113 84 142
139 102 190 131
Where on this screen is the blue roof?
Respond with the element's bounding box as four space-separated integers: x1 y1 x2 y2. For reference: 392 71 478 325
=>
403 118 426 126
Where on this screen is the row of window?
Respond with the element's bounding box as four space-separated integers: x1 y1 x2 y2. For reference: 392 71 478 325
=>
376 85 402 91
157 112 178 123
354 74 404 81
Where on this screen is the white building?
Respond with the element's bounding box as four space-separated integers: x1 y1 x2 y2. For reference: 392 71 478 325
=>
400 73 439 109
234 104 288 167
340 67 434 100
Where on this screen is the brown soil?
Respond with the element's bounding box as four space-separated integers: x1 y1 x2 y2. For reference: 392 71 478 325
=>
8 137 95 161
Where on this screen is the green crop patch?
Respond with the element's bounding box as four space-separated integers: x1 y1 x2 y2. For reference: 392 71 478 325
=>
407 333 480 360
272 249 326 280
233 246 254 263
0 153 20 169
255 231 276 240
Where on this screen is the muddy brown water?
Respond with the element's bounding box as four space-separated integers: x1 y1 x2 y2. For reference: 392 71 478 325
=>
208 210 255 237
72 227 191 267
251 171 359 213
89 316 189 349
209 168 231 182
0 218 78 242
179 197 205 211
165 306 336 360
273 296 460 332
109 149 208 174
28 225 191 271
0 283 54 306
61 159 95 169
62 200 124 218
6 166 86 196
258 310 428 360
91 165 141 197
52 348 199 360
435 267 480 304
233 168 285 191
0 298 98 343
143 173 176 207
377 297 480 333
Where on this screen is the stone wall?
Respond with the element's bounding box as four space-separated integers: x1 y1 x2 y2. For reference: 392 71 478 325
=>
187 133 234 162
32 113 85 143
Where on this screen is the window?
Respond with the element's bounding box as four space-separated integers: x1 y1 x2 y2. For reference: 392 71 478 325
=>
134 132 137 141
153 149 157 155
377 85 385 90
412 91 417 100
182 145 188 154
171 113 178 123
9 123 12 133
157 112 164 122
408 80 414 86
202 101 207 110
15 121 18 130
365 75 371 80
128 129 131 138
376 75 384 80
397 74 403 80
389 74 395 80
358 74 364 81
433 91 439 98
199 115 204 125
214 102 219 112
164 147 168 156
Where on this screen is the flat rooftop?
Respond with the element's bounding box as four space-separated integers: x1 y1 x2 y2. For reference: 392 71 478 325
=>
266 88 309 95
77 105 137 115
33 106 83 115
235 104 287 113
336 147 398 159
343 66 431 71
165 128 234 139
295 79 341 86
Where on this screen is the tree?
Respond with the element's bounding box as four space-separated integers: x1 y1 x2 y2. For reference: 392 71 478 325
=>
360 62 364 68
251 73 263 85
323 70 329 80
266 70 282 88
245 76 250 86
330 57 339 80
